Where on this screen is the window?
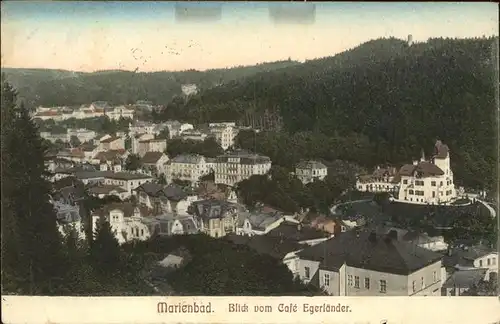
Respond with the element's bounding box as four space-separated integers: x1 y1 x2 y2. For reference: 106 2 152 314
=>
433 271 437 283
348 275 353 287
305 267 310 279
479 260 483 267
487 258 491 266
403 180 408 184
324 273 330 286
431 181 436 186
421 277 425 289
364 278 370 289
432 191 435 198
409 190 414 195
379 280 387 293
493 258 496 265
412 280 416 292
354 276 360 288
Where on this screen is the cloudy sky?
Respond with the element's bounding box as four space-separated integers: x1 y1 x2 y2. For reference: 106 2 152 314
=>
1 1 498 72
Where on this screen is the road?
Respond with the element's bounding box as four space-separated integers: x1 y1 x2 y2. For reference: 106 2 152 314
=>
330 199 373 215
477 199 497 219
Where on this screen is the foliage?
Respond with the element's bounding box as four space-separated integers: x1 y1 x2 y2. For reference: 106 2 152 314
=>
89 221 122 274
69 135 81 147
35 116 130 135
166 137 224 158
4 60 301 109
162 37 497 190
155 127 170 140
199 170 215 182
1 76 67 294
235 165 352 214
124 154 142 171
124 234 321 296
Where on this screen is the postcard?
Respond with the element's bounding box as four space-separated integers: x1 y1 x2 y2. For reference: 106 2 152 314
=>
1 1 499 324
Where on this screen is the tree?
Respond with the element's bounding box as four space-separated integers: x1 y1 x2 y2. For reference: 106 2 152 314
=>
89 220 122 275
69 135 81 148
124 134 132 150
124 154 141 171
156 127 170 140
1 77 66 294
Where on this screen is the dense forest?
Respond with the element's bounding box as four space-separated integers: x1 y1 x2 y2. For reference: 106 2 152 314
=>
164 37 498 190
1 60 300 108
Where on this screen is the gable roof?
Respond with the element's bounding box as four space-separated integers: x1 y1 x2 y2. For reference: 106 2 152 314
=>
296 160 327 170
136 182 165 197
237 211 283 230
141 152 166 164
266 221 329 242
297 230 443 275
100 136 122 143
442 268 487 289
189 199 241 219
398 161 444 177
225 233 303 260
94 149 127 162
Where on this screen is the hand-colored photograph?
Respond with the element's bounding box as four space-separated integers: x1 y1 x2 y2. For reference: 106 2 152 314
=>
1 0 498 309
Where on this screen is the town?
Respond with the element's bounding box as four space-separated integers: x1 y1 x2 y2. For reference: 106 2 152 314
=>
2 27 498 297
28 90 496 297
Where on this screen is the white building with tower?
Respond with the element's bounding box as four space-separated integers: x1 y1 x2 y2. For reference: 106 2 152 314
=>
407 34 414 46
396 140 457 205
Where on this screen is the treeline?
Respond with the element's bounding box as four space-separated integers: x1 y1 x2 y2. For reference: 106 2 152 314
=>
3 60 300 109
1 77 154 295
123 234 322 296
165 37 498 190
237 164 361 214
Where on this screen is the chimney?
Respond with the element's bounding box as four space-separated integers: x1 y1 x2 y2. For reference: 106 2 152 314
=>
412 160 418 166
368 231 377 243
420 148 425 162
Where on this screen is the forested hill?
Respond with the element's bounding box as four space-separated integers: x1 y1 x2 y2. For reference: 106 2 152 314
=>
161 36 498 190
1 60 301 108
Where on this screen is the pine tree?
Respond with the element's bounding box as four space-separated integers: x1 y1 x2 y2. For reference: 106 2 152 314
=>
1 77 66 294
90 220 122 275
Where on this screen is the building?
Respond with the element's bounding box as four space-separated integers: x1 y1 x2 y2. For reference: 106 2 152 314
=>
188 199 244 238
54 200 86 241
131 133 155 155
397 140 457 205
92 149 129 166
91 202 153 244
296 229 444 296
140 152 169 176
134 182 199 216
235 211 286 236
105 105 134 121
295 160 328 184
181 84 198 96
129 121 156 136
40 132 70 143
67 128 97 143
103 172 153 197
356 166 399 193
137 138 167 157
166 154 213 185
208 124 238 150
443 245 498 282
214 150 272 186
98 135 125 151
441 268 488 296
143 213 199 237
87 184 128 200
180 130 209 142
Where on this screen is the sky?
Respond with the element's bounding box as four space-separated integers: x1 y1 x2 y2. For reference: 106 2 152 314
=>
1 1 498 72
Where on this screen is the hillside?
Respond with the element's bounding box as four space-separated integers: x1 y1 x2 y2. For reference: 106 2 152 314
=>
1 60 301 108
163 37 498 190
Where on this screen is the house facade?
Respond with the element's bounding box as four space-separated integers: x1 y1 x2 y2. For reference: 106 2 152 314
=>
140 152 169 176
166 154 212 185
188 199 243 238
397 140 457 205
297 230 444 296
103 172 153 196
356 166 399 193
137 138 167 157
209 124 238 150
295 160 328 184
214 150 272 186
99 136 125 151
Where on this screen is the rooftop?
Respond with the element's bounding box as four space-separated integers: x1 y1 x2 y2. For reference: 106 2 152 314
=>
141 152 166 164
441 268 487 289
297 229 443 275
296 160 327 170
